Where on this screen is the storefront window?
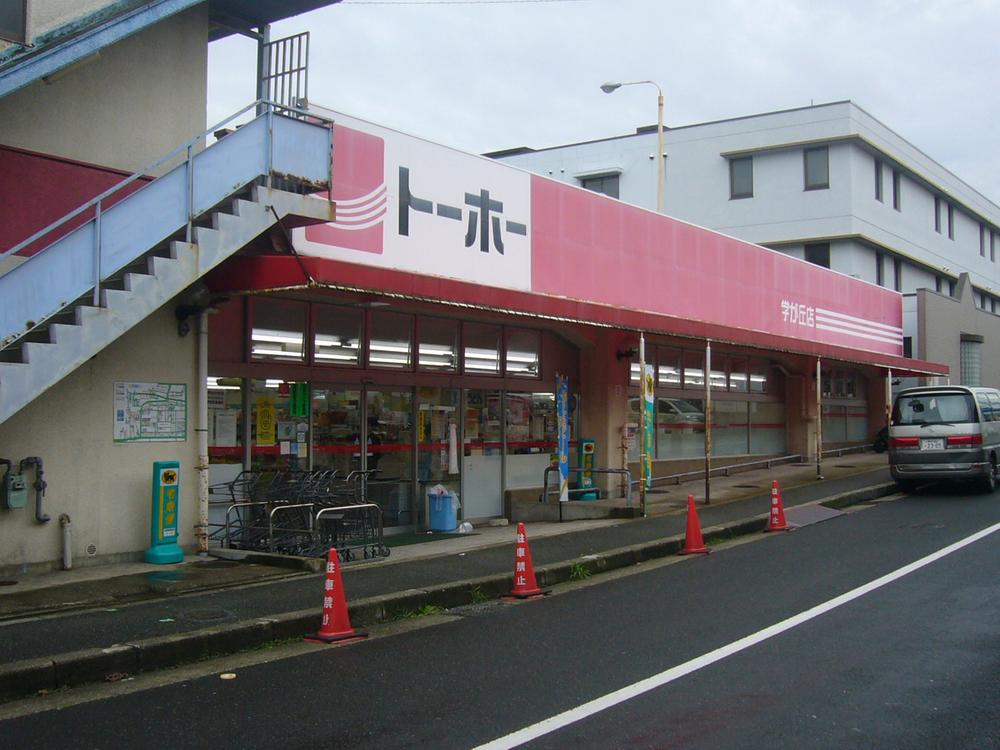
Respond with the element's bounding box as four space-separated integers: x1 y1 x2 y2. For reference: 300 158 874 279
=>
657 349 681 387
655 397 705 459
417 318 459 372
464 323 501 375
683 350 705 389
505 392 558 487
368 311 413 369
749 401 785 453
749 361 768 393
250 299 307 362
710 359 727 391
729 359 749 392
250 378 309 470
713 400 749 455
207 376 243 463
506 329 540 377
314 305 363 366
311 385 362 475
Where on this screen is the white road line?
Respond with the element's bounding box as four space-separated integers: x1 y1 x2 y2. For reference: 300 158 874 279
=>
473 520 1000 750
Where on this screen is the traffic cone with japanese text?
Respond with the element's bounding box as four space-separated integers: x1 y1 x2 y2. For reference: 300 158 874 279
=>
765 480 790 532
305 548 367 643
503 522 549 599
679 494 710 555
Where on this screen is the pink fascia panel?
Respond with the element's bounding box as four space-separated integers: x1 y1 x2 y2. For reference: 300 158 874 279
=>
529 175 903 356
304 126 386 254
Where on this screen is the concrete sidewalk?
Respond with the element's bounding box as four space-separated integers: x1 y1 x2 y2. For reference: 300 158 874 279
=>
0 452 893 702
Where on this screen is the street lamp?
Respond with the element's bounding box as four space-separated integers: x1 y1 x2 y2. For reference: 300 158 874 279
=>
600 80 665 213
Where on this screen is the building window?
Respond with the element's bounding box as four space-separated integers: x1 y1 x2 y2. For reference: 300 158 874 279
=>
892 170 902 211
250 299 307 362
949 279 956 296
935 276 942 293
803 146 829 190
463 323 501 375
579 173 619 199
934 197 941 233
876 253 884 287
505 328 540 378
0 1 28 45
893 257 902 292
947 204 954 240
368 311 413 369
314 305 363 366
804 242 831 268
903 337 913 358
417 317 459 372
960 338 983 386
874 158 883 202
980 223 987 257
992 230 996 262
729 157 753 199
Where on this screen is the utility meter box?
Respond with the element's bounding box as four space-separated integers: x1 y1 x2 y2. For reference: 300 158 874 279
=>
2 472 27 510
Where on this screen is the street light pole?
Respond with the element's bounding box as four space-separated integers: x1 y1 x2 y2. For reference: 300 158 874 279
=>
601 80 665 212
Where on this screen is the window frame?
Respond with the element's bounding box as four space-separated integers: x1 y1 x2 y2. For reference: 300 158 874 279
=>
729 156 753 200
874 157 883 202
803 146 830 191
892 170 902 211
579 173 620 199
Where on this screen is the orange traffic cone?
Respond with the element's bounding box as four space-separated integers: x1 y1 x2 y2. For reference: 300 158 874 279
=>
305 548 367 643
679 494 710 555
503 522 548 599
765 480 790 532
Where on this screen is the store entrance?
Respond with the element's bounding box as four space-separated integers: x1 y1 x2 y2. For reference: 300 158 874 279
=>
462 389 503 518
365 388 415 529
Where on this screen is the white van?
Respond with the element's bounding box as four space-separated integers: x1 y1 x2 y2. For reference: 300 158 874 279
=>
888 385 1000 492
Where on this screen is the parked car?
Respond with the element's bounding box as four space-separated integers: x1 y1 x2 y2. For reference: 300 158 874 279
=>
888 385 1000 493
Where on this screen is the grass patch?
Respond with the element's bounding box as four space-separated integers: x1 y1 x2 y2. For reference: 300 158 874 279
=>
403 604 446 619
569 562 591 581
469 585 489 604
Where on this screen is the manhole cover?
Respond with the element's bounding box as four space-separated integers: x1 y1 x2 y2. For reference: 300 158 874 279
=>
183 608 231 622
0 580 17 587
189 560 240 569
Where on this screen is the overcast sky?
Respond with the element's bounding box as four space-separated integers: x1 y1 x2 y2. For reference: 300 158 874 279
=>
207 0 1000 205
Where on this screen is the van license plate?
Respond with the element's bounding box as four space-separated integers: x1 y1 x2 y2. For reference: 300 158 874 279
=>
921 438 945 450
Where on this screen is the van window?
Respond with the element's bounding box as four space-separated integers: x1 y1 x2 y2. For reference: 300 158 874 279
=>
892 392 977 426
977 393 994 422
988 393 1000 422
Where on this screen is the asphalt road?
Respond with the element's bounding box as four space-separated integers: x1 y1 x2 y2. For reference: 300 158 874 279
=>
4 485 1000 749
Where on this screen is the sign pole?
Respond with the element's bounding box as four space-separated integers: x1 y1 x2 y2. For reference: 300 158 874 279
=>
704 340 712 505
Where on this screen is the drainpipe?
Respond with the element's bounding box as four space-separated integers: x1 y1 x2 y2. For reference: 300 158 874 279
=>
59 514 73 570
196 310 209 554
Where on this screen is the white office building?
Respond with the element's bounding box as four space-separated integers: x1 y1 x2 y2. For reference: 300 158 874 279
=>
490 101 1000 388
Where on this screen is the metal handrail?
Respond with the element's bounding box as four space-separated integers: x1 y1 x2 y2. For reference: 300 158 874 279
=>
542 466 633 507
1 99 331 261
649 454 805 487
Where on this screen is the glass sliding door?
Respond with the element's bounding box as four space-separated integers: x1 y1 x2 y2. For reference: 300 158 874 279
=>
366 389 414 528
463 389 503 518
417 387 461 524
311 386 362 476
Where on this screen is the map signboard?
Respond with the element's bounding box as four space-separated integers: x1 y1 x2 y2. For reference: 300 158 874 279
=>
114 382 188 443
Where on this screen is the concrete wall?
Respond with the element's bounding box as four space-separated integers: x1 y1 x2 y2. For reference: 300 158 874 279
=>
0 303 198 573
919 274 1000 389
0 5 208 173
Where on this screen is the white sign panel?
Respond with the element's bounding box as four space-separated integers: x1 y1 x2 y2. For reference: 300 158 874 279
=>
295 108 532 291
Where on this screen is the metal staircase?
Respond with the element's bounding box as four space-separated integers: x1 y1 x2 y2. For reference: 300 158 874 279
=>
0 104 335 424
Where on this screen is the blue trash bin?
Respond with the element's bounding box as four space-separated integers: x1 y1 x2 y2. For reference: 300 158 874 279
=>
428 491 458 532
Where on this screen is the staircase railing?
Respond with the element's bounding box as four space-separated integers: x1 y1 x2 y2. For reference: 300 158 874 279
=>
0 100 333 349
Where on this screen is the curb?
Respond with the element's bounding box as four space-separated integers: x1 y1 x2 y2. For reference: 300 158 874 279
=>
0 481 896 703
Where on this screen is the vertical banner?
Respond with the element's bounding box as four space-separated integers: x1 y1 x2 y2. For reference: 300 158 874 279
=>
556 374 570 503
643 364 655 490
